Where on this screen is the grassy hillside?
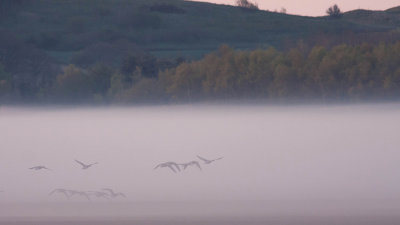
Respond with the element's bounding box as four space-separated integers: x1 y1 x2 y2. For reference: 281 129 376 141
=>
343 9 400 27
386 6 400 13
1 0 399 63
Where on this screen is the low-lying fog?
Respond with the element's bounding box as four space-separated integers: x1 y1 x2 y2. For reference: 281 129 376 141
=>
1 103 400 219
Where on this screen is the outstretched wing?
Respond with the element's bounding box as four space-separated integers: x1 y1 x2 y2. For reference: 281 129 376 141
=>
154 164 161 170
118 193 127 198
214 157 223 161
171 163 181 172
75 160 86 167
81 192 91 201
167 165 177 173
197 155 209 162
181 164 188 170
194 161 202 170
29 167 37 170
61 191 70 199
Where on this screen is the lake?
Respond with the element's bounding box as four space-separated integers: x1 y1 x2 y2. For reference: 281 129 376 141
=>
1 103 400 224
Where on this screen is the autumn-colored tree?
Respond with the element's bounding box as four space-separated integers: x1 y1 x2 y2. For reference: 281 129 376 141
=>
55 65 91 101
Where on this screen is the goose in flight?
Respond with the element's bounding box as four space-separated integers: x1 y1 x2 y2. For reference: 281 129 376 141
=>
68 190 91 201
197 155 223 164
102 188 126 198
49 188 70 199
75 159 98 169
179 161 202 171
89 191 110 200
154 161 181 173
29 166 51 171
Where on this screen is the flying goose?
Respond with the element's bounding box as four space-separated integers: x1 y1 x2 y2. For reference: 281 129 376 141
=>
179 161 202 170
154 161 181 173
68 190 91 200
89 191 110 200
197 155 223 164
29 166 51 171
75 159 98 169
49 188 70 199
102 188 126 198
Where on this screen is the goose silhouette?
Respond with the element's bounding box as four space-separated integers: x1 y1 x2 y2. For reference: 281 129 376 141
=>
89 191 110 200
49 188 70 199
102 188 126 198
75 160 98 169
197 155 223 164
179 161 202 170
29 166 51 171
68 190 91 201
154 161 181 173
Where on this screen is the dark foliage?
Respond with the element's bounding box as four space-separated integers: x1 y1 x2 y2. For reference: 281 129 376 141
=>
121 54 158 78
327 4 342 18
236 0 259 12
71 40 143 68
0 32 60 100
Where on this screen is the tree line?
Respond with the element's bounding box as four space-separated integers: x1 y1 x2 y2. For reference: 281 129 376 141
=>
160 42 400 101
1 41 400 103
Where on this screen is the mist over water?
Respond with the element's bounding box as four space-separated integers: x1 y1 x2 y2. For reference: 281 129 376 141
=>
1 104 400 222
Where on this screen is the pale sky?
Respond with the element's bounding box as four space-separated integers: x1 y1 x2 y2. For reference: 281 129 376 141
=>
189 0 399 16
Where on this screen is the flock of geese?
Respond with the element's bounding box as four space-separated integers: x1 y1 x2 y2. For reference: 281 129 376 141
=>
29 160 99 171
0 155 223 200
49 188 126 200
154 155 223 173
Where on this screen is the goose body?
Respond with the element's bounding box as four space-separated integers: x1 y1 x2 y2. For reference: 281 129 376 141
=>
75 160 98 169
180 161 202 170
49 188 70 199
68 190 91 200
29 166 51 171
154 161 181 173
102 188 126 198
89 191 110 199
197 155 223 164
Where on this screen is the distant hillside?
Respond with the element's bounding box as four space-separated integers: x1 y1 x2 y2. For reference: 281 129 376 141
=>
343 8 400 27
386 6 400 13
0 0 399 63
0 0 400 103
